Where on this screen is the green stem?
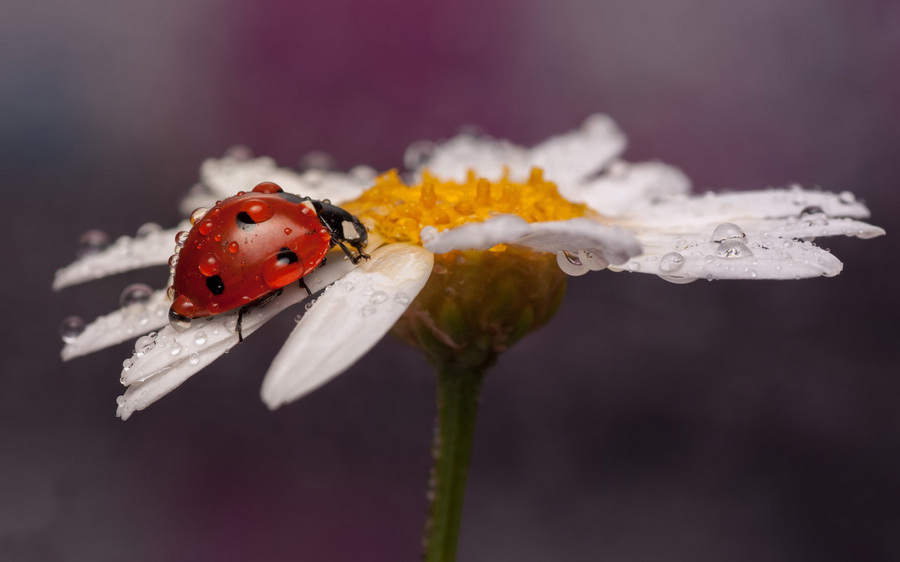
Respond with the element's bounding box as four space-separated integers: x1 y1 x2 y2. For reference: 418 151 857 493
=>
423 364 485 562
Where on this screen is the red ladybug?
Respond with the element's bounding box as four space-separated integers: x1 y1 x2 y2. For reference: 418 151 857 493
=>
167 181 368 338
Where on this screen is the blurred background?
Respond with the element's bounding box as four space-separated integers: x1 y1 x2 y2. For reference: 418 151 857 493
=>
3 0 899 560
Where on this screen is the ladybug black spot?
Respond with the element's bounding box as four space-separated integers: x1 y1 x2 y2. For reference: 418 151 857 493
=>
236 212 257 231
206 275 225 295
276 247 299 265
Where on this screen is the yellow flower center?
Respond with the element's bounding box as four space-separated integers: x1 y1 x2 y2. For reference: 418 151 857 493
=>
342 168 586 245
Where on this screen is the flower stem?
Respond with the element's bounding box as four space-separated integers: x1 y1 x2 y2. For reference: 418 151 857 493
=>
423 364 485 562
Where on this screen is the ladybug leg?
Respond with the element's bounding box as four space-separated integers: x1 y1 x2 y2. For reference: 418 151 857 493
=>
336 240 370 265
298 277 311 297
236 307 248 343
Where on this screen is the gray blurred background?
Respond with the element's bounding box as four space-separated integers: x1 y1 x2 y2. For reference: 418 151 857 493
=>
3 1 899 560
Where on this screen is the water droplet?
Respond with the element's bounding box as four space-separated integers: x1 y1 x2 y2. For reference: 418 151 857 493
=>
556 251 589 276
134 334 156 356
77 230 109 257
198 255 220 277
168 308 192 331
579 250 609 271
60 316 85 343
193 330 207 346
711 223 745 243
168 254 179 271
175 230 190 247
169 342 182 355
627 262 641 272
839 191 856 204
394 292 410 305
136 222 162 238
370 291 388 305
659 275 697 285
198 219 214 235
228 241 240 254
190 207 209 225
359 304 376 317
119 283 154 307
299 151 335 171
404 140 437 170
189 353 200 366
782 240 793 248
658 252 685 273
716 240 753 258
339 280 354 292
674 239 690 251
116 396 126 406
800 205 828 226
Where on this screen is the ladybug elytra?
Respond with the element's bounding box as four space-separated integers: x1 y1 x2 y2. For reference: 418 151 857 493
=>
167 181 369 338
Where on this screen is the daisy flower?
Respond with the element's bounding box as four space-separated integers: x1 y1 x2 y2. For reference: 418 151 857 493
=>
56 115 883 422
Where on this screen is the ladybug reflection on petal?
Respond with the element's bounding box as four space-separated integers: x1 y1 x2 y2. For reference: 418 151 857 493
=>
168 181 369 339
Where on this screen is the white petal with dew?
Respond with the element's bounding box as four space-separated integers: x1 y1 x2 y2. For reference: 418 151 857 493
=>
615 188 875 232
565 161 692 217
261 244 434 410
612 239 844 281
116 249 361 419
420 114 625 183
180 156 372 215
422 216 642 266
62 289 170 361
53 223 188 290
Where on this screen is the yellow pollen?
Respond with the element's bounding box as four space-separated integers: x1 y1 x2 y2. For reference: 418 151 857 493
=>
342 167 587 245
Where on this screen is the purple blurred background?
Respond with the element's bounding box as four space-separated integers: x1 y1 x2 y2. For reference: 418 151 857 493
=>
3 0 899 560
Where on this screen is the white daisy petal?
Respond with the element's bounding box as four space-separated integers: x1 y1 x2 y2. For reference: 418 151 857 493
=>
53 223 188 290
421 216 642 266
261 243 433 410
421 114 625 183
179 156 372 216
564 160 692 217
614 188 875 232
62 289 170 361
614 239 844 281
116 249 361 419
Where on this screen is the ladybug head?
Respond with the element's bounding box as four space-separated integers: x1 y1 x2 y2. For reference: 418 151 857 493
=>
314 200 368 251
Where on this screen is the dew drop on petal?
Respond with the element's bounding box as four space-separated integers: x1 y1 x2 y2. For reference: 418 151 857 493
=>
120 283 154 307
394 292 410 305
134 334 156 355
628 262 641 272
579 250 609 271
189 353 200 366
136 222 163 238
77 230 110 257
556 251 589 276
359 304 377 317
193 330 207 346
800 205 828 226
60 316 85 343
839 191 856 204
716 240 753 259
169 342 182 356
711 223 746 243
370 291 388 305
659 252 685 273
122 358 133 371
659 275 697 284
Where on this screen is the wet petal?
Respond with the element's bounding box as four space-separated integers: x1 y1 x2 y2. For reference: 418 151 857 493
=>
564 160 692 217
421 114 625 183
180 156 372 215
422 216 642 266
261 243 433 409
62 289 170 361
53 223 187 290
116 249 360 419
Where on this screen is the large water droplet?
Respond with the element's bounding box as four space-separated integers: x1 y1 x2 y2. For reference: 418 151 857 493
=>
556 251 589 276
190 207 209 226
189 353 200 366
800 205 828 226
60 316 85 343
169 342 182 356
659 252 685 273
715 240 753 258
193 330 207 346
168 254 180 271
77 230 110 257
711 223 746 243
134 334 156 356
175 230 189 247
120 283 154 308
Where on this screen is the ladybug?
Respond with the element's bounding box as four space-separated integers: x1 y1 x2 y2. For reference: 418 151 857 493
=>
167 181 369 339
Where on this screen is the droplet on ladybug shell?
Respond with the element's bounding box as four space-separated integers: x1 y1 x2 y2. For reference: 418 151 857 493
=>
169 295 196 330
228 241 240 254
198 219 214 236
262 248 302 289
252 181 284 194
238 198 275 224
168 254 179 270
175 231 189 247
190 207 209 226
284 228 292 236
214 234 223 242
198 255 220 277
166 285 176 300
